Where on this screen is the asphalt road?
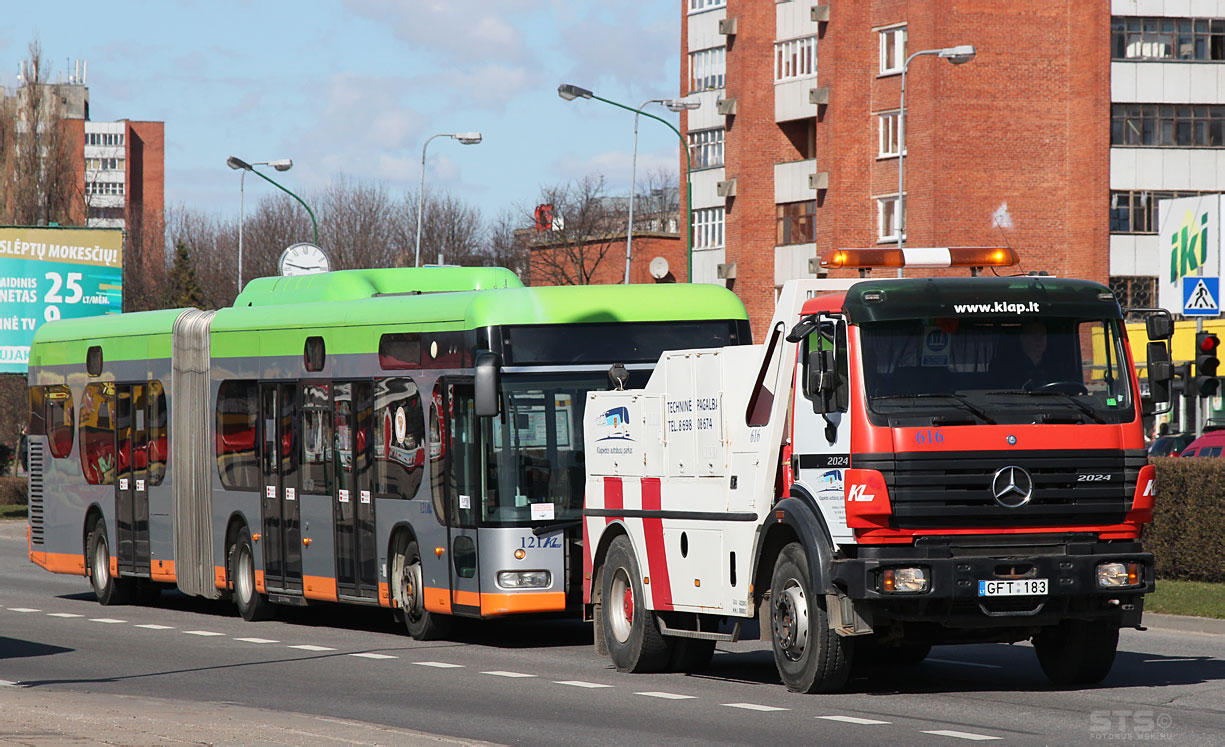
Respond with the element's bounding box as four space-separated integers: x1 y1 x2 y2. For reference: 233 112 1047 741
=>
2 519 1224 744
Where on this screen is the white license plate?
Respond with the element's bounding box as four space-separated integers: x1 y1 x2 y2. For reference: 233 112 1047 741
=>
978 579 1048 597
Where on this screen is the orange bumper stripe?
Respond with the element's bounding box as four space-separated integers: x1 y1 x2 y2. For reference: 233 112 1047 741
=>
303 575 338 602
151 559 176 583
30 551 86 576
479 591 567 616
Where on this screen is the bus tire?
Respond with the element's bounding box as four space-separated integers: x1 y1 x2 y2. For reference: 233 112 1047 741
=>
230 526 274 622
397 540 450 641
669 638 716 673
601 535 671 673
1033 620 1119 685
88 519 133 606
769 542 851 693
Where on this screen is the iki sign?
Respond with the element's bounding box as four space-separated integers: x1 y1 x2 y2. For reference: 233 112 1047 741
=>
1159 195 1224 313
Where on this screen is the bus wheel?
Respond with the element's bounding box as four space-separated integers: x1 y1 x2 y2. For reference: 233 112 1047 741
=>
1033 620 1119 685
230 526 273 622
601 535 671 673
397 540 450 640
88 519 132 606
769 542 851 693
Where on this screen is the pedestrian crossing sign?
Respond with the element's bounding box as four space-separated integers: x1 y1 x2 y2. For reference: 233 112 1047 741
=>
1183 276 1220 316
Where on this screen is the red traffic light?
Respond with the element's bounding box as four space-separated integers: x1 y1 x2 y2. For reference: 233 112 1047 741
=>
1200 333 1221 352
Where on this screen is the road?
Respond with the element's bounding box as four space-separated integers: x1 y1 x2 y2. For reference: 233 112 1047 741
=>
2 519 1224 744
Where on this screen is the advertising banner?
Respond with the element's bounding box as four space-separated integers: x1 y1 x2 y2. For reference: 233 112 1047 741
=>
1158 195 1224 314
0 226 123 373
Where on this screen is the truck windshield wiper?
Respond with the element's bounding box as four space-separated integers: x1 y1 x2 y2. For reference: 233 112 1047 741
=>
987 390 1106 425
869 393 996 424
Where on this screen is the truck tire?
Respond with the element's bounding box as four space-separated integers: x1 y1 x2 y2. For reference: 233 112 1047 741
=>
601 535 671 673
1033 620 1119 685
229 526 274 622
88 519 133 606
769 542 852 693
395 540 450 641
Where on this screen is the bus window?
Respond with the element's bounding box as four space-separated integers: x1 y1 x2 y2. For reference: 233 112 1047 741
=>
429 387 445 520
148 380 168 485
28 386 46 437
373 378 425 500
46 385 73 459
80 383 115 483
216 380 259 491
301 383 332 495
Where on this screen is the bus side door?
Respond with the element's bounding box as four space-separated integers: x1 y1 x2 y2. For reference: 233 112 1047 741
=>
115 382 150 576
333 381 378 600
438 379 482 615
260 382 303 594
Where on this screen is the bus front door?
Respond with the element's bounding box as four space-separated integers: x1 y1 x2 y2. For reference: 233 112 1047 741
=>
115 383 150 576
260 382 302 594
333 382 378 600
440 380 482 616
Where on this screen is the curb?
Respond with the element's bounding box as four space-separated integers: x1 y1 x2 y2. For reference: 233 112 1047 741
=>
1142 612 1225 636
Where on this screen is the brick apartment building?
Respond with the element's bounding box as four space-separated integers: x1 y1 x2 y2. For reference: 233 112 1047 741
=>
682 0 1225 334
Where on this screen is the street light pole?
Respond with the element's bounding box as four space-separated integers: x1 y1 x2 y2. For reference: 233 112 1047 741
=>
414 132 482 267
896 45 976 277
559 84 698 282
226 156 292 290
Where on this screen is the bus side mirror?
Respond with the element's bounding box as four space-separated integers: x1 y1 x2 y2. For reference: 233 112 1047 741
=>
475 351 500 418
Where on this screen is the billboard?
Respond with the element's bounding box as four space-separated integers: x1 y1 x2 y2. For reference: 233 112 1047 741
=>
1158 195 1224 315
0 226 123 373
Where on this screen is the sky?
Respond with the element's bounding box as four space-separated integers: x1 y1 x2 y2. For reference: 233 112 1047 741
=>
3 1 684 224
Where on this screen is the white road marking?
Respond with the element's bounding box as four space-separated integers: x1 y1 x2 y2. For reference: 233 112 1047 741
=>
922 730 1002 741
635 691 696 700
184 630 225 637
723 703 789 712
288 644 336 652
350 653 398 660
47 613 83 618
817 715 891 725
482 671 536 678
9 608 40 613
927 658 1003 670
90 618 126 624
134 624 173 630
414 661 464 669
556 681 614 689
235 637 279 644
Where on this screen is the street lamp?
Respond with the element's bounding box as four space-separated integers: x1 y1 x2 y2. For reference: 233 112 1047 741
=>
414 132 482 267
896 44 976 276
227 155 314 290
559 83 698 283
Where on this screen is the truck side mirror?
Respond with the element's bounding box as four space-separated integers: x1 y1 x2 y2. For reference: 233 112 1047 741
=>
475 351 500 417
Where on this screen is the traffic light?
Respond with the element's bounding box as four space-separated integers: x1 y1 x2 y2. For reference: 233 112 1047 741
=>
1195 331 1220 397
1171 361 1191 395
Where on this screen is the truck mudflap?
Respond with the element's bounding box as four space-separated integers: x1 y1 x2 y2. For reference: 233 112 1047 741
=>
829 541 1153 628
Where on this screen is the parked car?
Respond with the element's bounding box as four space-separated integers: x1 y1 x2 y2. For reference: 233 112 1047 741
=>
1177 429 1225 458
1149 432 1195 458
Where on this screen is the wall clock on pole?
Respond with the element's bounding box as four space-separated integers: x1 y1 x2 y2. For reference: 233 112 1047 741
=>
278 242 331 276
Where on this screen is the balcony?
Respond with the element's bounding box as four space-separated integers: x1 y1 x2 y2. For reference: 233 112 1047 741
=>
774 158 816 204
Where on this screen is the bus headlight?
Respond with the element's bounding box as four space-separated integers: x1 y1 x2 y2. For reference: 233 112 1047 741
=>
497 570 551 589
1096 562 1141 588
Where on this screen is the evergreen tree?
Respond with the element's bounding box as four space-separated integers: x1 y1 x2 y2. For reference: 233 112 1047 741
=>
167 241 205 309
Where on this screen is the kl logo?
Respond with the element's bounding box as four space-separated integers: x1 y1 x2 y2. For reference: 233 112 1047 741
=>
849 484 874 502
1170 209 1210 284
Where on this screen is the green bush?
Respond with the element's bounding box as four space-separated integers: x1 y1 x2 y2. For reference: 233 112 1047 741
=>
1146 458 1225 583
0 476 27 506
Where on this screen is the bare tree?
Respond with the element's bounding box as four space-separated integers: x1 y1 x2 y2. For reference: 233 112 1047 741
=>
318 176 402 270
634 166 680 235
527 174 626 285
486 208 530 281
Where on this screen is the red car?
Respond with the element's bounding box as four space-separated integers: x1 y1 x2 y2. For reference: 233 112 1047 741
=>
1178 429 1225 458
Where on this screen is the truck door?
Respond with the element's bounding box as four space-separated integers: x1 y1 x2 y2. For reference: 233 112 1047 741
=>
334 381 378 600
260 382 303 594
115 382 151 575
791 315 854 546
437 379 482 615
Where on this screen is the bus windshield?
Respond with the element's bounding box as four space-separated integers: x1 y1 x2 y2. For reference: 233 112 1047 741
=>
858 316 1135 426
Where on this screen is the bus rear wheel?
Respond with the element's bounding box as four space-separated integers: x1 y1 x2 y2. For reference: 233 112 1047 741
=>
601 535 671 673
396 540 450 640
88 519 133 606
769 542 852 693
229 526 273 622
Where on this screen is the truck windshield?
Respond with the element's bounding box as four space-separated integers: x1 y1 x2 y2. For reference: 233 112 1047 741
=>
858 316 1135 426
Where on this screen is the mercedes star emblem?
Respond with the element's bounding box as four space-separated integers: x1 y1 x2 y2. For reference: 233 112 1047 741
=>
991 465 1033 508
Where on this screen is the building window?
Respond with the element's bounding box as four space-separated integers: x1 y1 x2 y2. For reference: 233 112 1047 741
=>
85 181 125 197
692 207 725 250
1112 104 1225 147
877 195 905 242
777 201 815 245
1110 277 1158 321
688 0 725 11
688 128 725 170
690 47 726 92
879 26 907 75
1112 17 1225 61
878 111 902 157
87 206 125 221
775 36 818 81
1109 190 1222 233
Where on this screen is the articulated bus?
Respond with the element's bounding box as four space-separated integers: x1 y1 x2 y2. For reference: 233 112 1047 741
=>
27 267 749 637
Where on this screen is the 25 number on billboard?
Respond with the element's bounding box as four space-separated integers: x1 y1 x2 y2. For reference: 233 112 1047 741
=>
43 272 83 322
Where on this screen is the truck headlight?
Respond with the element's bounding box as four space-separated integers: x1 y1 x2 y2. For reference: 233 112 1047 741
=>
497 570 551 589
881 567 929 593
1096 562 1141 588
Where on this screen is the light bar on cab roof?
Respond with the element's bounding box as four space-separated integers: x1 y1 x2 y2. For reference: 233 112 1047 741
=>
820 247 1019 269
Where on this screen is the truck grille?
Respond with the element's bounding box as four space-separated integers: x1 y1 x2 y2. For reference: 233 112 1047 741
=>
852 449 1146 529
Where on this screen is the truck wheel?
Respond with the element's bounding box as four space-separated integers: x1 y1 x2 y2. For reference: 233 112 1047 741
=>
669 638 716 673
229 526 274 622
1033 620 1119 685
396 540 450 641
88 519 133 606
769 542 851 693
601 535 671 673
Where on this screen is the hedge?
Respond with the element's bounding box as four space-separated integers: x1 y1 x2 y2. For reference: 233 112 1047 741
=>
1147 458 1225 583
0 477 27 507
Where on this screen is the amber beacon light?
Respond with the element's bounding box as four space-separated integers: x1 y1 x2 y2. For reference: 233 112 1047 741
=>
820 247 1019 270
